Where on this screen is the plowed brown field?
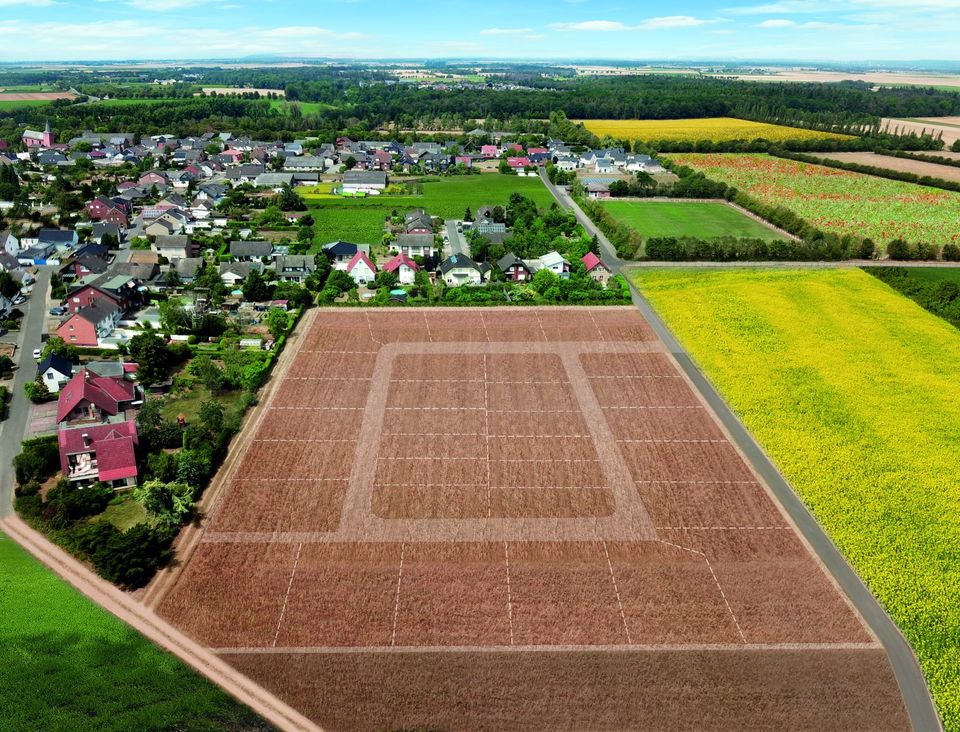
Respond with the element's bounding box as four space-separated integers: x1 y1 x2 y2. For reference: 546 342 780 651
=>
158 307 909 731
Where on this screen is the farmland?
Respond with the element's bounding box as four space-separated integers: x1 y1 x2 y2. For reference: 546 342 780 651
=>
157 307 908 731
305 175 554 246
670 153 960 244
0 531 267 731
814 151 960 183
601 200 786 241
579 117 851 143
632 267 960 728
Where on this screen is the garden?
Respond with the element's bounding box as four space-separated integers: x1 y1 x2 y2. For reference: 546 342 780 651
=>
633 267 960 728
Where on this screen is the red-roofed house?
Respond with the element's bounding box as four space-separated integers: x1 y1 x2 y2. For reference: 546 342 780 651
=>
480 145 499 159
582 252 613 286
65 284 121 315
383 253 418 285
507 157 532 169
59 421 139 488
346 251 376 285
57 300 122 347
57 366 141 424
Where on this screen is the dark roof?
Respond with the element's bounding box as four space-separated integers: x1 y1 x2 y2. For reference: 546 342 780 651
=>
37 353 73 379
322 240 360 257
496 253 530 272
38 229 76 243
439 254 481 275
73 299 121 325
229 240 273 258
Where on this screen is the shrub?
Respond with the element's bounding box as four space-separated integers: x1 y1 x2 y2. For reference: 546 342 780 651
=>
13 435 60 485
91 524 174 589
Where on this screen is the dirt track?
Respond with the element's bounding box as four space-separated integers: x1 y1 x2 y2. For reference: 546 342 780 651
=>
815 152 960 183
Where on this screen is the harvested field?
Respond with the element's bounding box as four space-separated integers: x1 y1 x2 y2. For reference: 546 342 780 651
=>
0 91 75 101
883 117 960 147
815 151 960 183
158 306 909 730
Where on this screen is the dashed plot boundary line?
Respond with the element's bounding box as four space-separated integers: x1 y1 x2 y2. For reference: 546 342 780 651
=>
272 541 303 648
503 541 515 646
602 540 632 644
390 542 406 647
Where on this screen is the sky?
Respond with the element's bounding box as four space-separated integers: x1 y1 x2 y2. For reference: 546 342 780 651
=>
0 0 959 63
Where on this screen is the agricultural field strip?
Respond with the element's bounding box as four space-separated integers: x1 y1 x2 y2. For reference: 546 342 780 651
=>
210 641 882 653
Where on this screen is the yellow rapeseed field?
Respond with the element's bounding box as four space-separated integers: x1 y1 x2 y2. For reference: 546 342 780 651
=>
580 117 851 142
633 267 960 729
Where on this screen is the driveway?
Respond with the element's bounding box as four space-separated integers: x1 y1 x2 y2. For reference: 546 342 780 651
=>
445 220 470 257
0 267 53 517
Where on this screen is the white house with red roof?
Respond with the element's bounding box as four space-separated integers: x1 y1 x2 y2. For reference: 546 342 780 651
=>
56 365 141 425
383 253 418 285
346 251 377 285
582 252 613 286
59 421 139 488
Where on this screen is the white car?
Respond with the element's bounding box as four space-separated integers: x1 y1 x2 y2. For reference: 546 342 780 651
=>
32 348 42 359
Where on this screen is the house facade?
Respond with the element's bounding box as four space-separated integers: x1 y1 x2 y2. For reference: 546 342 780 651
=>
57 301 122 347
383 253 418 285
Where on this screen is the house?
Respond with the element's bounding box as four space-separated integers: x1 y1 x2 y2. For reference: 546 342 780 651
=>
64 284 120 315
61 250 110 281
394 234 436 259
342 170 387 193
404 210 433 235
439 254 486 287
507 157 532 169
322 240 369 270
69 273 143 313
152 234 193 261
174 257 203 284
582 252 613 286
346 251 376 285
275 255 317 283
56 365 140 424
480 144 499 159
383 253 418 285
39 229 79 249
219 261 261 288
58 421 139 488
90 222 122 245
1 229 20 257
497 253 534 282
586 183 611 200
229 240 273 261
37 353 74 394
283 156 326 172
538 251 571 279
255 172 295 190
86 196 130 228
476 215 506 235
57 300 122 347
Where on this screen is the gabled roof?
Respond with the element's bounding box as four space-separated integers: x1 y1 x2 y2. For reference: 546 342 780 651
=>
58 421 139 482
72 299 121 326
539 251 569 268
496 253 530 273
346 251 376 274
383 253 418 274
322 240 360 257
229 240 273 258
439 254 481 275
582 252 609 272
37 353 73 379
56 366 136 422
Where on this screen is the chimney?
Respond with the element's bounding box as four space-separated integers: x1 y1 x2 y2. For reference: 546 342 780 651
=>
82 433 91 448
83 368 89 382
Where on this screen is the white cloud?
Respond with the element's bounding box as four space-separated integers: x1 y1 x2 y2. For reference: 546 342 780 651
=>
480 27 533 36
550 16 717 32
0 0 57 5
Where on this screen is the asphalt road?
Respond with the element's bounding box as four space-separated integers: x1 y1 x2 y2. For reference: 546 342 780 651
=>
537 169 941 730
444 220 470 257
0 267 52 519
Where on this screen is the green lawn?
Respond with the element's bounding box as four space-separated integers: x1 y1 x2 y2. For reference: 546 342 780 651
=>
159 382 243 424
269 100 336 115
0 531 268 731
92 493 149 531
602 200 786 241
633 267 960 729
95 98 184 107
306 174 553 247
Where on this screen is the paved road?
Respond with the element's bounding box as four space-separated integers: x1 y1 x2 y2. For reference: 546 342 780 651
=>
444 220 469 257
538 168 942 730
0 267 52 518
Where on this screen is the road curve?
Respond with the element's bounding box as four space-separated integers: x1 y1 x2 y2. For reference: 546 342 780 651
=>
537 168 942 731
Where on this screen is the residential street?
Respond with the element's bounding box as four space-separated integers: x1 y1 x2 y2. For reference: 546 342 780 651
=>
0 267 52 518
444 219 470 257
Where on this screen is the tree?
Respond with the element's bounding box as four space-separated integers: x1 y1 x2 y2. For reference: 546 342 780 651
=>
372 270 398 291
24 378 51 403
0 270 18 299
133 479 195 529
531 268 559 294
344 156 357 170
242 270 271 302
198 400 225 436
463 207 473 222
91 524 173 589
158 298 191 333
127 331 172 385
273 185 306 211
635 171 656 193
41 336 80 363
188 355 226 392
176 448 212 487
266 308 290 340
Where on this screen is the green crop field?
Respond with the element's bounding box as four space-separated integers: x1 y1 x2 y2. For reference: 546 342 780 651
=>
0 531 267 731
899 266 960 284
669 153 960 245
601 200 786 241
306 175 553 246
0 100 53 110
633 267 960 728
94 98 184 107
269 100 337 115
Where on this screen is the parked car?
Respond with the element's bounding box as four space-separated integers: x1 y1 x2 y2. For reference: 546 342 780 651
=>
49 306 66 316
32 348 42 359
12 294 25 305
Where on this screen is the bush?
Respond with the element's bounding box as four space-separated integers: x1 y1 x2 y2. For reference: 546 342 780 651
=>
91 524 174 589
887 239 912 260
14 435 60 485
24 378 53 404
943 243 960 262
